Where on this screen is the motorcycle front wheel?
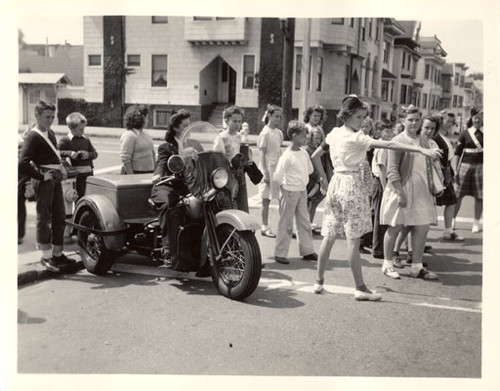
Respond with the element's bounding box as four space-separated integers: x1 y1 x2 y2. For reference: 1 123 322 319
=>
77 209 114 275
211 224 262 301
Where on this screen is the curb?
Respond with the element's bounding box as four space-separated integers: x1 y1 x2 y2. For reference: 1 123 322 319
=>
18 260 85 287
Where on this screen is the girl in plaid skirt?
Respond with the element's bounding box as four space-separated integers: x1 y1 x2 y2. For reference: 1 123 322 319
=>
454 107 483 233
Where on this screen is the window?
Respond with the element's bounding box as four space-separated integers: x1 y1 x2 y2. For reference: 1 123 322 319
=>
152 55 168 87
402 52 406 70
383 41 390 63
369 18 373 37
454 72 459 86
242 54 255 89
458 96 463 107
400 84 407 104
154 109 169 127
316 57 323 91
127 54 141 67
152 16 168 23
193 16 212 21
344 65 350 94
375 20 380 40
390 81 394 101
452 95 457 107
430 66 434 82
331 18 344 24
349 18 355 27
422 93 428 109
215 17 235 20
295 55 312 90
381 80 389 101
361 19 366 41
295 54 302 90
424 64 430 79
88 54 101 66
460 75 465 87
29 90 40 104
407 56 411 71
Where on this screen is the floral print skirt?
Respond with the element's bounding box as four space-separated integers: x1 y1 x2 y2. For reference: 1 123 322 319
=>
321 172 372 240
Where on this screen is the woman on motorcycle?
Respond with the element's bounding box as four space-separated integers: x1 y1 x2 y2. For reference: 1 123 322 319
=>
151 109 191 258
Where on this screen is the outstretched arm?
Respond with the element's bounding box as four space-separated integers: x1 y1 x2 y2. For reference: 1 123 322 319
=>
371 139 442 160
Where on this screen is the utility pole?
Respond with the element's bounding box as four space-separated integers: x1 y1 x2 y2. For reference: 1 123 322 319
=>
299 18 311 121
280 18 295 135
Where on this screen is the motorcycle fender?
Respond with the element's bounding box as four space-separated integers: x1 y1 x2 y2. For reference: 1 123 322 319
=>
72 194 127 250
215 209 260 231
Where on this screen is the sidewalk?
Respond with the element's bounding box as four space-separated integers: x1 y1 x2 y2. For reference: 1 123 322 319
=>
20 124 261 146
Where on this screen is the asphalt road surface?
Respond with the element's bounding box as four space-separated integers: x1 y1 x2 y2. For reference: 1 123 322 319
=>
14 137 486 383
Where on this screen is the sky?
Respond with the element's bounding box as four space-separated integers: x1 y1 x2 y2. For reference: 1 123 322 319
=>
17 15 484 74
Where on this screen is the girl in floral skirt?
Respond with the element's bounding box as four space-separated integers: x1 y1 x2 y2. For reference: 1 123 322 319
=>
310 96 440 301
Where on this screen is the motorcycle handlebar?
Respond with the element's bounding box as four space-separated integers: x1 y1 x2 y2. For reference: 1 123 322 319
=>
154 175 176 187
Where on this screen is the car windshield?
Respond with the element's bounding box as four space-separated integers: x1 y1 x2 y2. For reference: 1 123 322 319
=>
178 121 225 159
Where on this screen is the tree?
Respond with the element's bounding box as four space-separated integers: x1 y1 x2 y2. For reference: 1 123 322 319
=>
469 72 483 81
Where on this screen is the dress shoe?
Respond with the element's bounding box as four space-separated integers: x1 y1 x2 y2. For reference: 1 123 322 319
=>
302 253 318 261
275 256 289 264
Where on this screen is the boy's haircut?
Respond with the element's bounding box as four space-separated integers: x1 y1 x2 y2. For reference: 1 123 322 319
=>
262 104 282 124
66 112 87 130
223 105 245 120
34 100 56 115
287 120 307 140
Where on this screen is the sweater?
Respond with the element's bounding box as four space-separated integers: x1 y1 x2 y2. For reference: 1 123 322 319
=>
18 128 60 181
58 134 98 169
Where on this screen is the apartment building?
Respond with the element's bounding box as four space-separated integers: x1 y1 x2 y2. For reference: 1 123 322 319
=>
68 16 479 131
391 20 421 118
416 35 447 116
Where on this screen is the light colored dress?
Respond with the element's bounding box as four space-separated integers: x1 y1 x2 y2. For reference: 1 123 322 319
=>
321 126 373 239
257 125 283 200
380 134 437 226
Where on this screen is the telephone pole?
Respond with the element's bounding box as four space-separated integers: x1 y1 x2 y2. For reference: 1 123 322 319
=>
280 18 295 135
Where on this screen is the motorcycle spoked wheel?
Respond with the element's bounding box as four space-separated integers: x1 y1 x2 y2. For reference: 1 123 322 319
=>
211 224 262 301
77 209 114 275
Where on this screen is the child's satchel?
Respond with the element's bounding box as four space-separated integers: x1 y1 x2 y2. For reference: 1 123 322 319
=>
244 161 264 185
62 160 78 179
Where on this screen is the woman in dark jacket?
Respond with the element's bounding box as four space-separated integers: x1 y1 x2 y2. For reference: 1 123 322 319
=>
150 110 191 258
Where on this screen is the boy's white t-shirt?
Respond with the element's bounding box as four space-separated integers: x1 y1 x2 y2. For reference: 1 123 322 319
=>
273 147 313 192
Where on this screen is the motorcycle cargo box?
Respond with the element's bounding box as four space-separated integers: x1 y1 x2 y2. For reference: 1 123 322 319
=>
85 174 157 221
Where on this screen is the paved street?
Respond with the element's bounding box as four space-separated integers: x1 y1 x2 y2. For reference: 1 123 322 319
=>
13 133 488 383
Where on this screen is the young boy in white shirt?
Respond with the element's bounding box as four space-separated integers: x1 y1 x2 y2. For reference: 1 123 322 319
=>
273 121 318 264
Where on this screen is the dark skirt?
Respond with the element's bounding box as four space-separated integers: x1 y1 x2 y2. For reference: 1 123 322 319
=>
435 182 458 206
456 162 483 200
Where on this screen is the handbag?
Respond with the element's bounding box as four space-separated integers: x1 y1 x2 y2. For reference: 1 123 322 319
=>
431 163 445 196
244 161 264 185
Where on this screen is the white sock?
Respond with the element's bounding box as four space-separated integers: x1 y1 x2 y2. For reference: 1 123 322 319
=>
261 225 268 231
382 259 393 270
473 219 479 226
42 249 52 259
411 262 423 270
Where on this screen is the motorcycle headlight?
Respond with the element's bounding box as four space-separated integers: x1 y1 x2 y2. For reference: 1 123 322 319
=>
211 168 229 189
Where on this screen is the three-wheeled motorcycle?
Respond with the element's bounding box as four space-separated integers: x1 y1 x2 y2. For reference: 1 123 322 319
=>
68 121 262 300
